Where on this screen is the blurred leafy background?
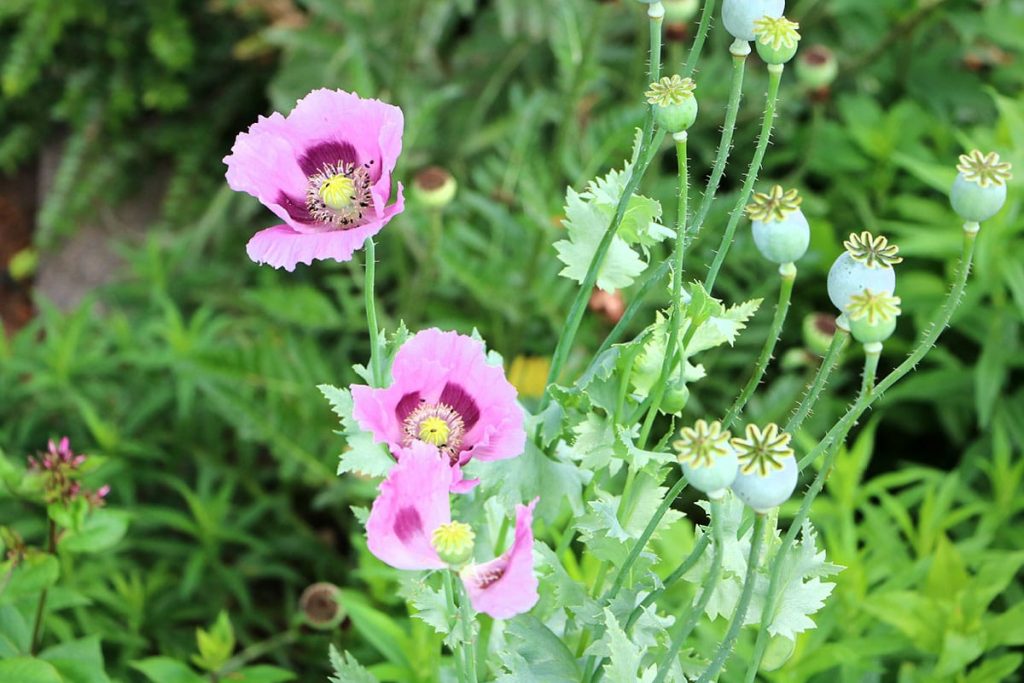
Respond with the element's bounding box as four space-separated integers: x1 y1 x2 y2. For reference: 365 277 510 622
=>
0 0 1022 681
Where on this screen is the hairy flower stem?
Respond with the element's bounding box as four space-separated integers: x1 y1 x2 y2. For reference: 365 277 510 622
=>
687 47 747 247
784 329 850 435
542 8 667 406
683 0 719 76
639 134 689 448
442 570 466 683
722 263 797 430
457 580 478 683
649 3 664 82
704 63 784 294
653 497 726 683
695 513 768 683
744 228 979 680
364 237 383 387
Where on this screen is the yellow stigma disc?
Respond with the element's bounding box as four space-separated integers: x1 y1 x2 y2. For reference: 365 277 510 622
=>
431 522 475 561
418 416 451 446
319 175 355 210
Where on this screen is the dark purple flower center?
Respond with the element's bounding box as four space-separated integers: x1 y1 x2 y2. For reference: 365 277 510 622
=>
278 140 380 230
397 382 481 464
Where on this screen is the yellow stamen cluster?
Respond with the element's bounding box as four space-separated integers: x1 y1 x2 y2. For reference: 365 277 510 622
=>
957 150 1013 188
319 174 356 209
844 231 903 268
673 420 732 469
418 416 451 447
645 75 696 107
746 185 802 222
846 289 901 325
753 16 800 50
732 423 794 476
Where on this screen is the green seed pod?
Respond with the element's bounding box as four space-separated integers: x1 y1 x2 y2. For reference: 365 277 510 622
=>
761 634 797 671
299 583 346 630
746 185 810 264
431 521 475 567
664 0 700 23
646 75 698 134
674 420 739 499
949 150 1012 223
846 289 901 346
661 380 690 414
802 312 837 357
730 424 797 513
796 44 838 90
722 0 784 42
753 16 800 65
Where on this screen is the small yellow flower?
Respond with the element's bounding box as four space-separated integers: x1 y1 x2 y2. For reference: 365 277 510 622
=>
508 356 551 400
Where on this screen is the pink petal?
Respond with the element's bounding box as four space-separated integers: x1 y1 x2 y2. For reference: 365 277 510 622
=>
460 499 539 619
245 184 404 270
366 441 451 570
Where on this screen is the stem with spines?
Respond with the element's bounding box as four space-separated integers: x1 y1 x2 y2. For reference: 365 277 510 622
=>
682 0 719 76
744 227 979 680
784 328 850 435
722 262 797 430
704 63 784 294
363 237 383 387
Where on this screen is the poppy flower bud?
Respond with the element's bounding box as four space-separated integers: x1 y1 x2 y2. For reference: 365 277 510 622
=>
796 44 838 91
414 166 458 210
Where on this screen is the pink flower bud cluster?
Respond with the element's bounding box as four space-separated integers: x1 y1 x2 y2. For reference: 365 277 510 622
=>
27 437 110 507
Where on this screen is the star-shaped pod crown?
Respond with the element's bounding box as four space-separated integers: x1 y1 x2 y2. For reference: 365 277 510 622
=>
731 423 794 476
645 75 696 106
846 289 901 325
673 419 732 469
752 16 801 50
957 150 1013 189
746 185 802 222
843 230 903 268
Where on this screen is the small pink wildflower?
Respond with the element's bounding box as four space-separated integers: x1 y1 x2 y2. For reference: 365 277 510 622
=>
27 437 108 507
224 89 405 271
352 329 525 492
365 442 540 619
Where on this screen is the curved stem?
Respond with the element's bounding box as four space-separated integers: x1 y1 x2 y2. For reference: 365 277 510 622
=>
542 7 666 404
687 49 747 246
704 64 784 294
784 329 850 435
745 228 978 680
364 238 383 387
695 513 768 683
722 264 796 430
653 497 726 683
682 0 719 76
638 134 689 448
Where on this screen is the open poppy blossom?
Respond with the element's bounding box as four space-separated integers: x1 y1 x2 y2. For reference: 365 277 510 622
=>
224 89 405 271
351 328 525 492
365 441 539 619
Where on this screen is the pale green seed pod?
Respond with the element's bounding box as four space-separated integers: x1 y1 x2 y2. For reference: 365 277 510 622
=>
949 150 1012 223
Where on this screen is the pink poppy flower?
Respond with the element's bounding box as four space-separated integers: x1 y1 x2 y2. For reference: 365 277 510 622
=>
224 89 405 271
351 329 525 492
365 442 540 619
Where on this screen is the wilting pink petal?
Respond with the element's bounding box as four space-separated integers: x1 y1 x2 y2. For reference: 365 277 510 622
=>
352 329 525 484
224 89 405 270
366 441 451 571
459 499 539 619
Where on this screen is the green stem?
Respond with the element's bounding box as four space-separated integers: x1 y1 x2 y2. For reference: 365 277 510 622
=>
442 571 466 683
649 4 664 83
638 133 689 448
687 47 747 246
704 63 784 294
457 580 478 683
653 497 726 683
695 513 768 683
682 0 719 76
722 263 797 430
29 519 56 655
745 227 978 681
783 328 850 435
541 6 666 404
364 237 383 387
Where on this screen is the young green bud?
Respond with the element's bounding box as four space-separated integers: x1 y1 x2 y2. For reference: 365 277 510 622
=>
646 75 698 133
950 150 1012 223
753 16 800 65
802 312 837 357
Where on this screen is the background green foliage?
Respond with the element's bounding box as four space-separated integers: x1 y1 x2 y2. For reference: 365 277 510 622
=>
1 0 1022 680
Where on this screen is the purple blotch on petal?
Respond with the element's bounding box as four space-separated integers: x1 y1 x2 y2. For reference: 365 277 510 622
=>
393 506 423 543
440 382 480 431
299 140 358 176
395 391 422 425
276 192 315 225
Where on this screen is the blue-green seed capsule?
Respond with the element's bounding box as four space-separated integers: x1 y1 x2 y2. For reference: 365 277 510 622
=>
674 420 739 498
722 0 784 42
827 231 901 314
747 185 809 264
846 289 900 345
753 16 800 65
646 75 698 133
949 150 1012 223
